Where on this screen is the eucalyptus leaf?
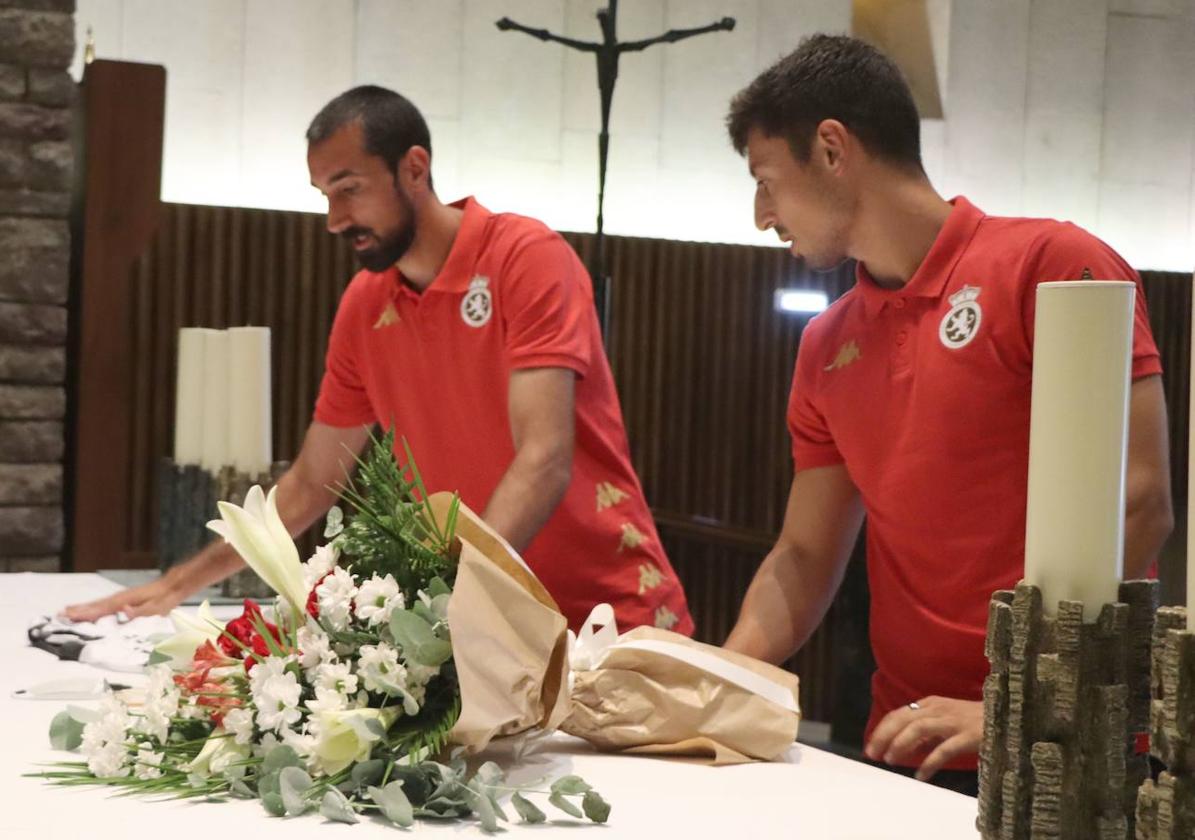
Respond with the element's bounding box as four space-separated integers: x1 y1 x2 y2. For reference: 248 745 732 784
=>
48 710 84 751
468 780 500 833
582 790 611 823
368 781 414 827
324 505 345 538
475 761 503 786
549 775 592 796
350 758 385 790
511 791 546 824
279 766 314 815
427 576 451 598
320 788 359 824
548 791 583 818
262 744 302 774
229 778 255 798
261 790 286 817
390 609 452 667
388 764 433 805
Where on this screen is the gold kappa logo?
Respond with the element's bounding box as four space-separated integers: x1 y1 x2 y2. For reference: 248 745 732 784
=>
373 302 400 330
824 339 861 371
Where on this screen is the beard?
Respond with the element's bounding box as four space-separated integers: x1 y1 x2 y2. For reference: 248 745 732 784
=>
344 187 417 272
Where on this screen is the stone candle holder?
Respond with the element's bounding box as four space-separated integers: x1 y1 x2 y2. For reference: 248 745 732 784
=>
1135 606 1195 839
977 580 1156 839
157 458 289 600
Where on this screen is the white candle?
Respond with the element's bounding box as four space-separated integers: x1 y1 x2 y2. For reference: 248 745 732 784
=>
199 328 229 473
1023 281 1135 621
1187 280 1195 615
227 326 273 477
173 328 206 465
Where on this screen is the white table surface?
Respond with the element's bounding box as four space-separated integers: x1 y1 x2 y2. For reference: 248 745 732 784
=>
0 573 981 839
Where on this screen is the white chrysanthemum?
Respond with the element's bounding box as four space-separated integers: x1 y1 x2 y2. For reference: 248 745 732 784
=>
178 698 206 720
135 664 181 742
314 660 358 696
303 543 339 590
403 660 440 706
222 706 255 746
248 653 294 690
306 685 350 714
253 670 303 733
81 696 131 778
353 573 404 626
357 642 408 695
279 726 316 761
315 567 358 631
296 624 335 672
134 744 164 780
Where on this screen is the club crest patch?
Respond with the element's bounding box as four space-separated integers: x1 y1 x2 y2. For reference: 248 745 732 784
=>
939 285 982 349
460 275 493 328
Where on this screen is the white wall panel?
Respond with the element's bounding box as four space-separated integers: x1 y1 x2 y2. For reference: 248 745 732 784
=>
122 0 246 207
240 0 355 211
355 0 463 120
756 0 851 65
943 0 1030 210
659 0 756 171
460 0 564 163
1102 12 1195 186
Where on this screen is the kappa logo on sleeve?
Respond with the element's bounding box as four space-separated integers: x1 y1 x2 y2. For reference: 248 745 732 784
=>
824 339 862 371
939 285 982 349
460 275 493 327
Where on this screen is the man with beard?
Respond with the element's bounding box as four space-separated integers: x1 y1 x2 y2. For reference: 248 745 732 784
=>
721 35 1172 793
66 85 694 638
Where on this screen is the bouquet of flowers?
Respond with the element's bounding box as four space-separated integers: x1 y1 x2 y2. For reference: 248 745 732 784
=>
37 433 608 831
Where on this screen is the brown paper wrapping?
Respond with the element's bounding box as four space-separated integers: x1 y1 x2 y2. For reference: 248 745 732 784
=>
561 625 801 764
427 492 799 764
429 493 570 752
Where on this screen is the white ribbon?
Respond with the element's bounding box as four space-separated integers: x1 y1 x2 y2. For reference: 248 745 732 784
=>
568 604 799 714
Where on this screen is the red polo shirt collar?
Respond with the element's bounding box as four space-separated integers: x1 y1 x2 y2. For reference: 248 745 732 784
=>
854 196 985 319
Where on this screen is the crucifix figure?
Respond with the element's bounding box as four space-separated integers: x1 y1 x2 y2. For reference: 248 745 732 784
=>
497 2 735 334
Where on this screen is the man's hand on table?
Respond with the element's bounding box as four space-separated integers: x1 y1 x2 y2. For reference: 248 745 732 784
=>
61 575 186 622
864 696 983 782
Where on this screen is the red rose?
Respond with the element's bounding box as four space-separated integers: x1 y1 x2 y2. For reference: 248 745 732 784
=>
306 571 333 619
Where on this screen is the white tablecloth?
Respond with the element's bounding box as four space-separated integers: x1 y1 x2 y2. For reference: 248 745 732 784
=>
0 573 980 838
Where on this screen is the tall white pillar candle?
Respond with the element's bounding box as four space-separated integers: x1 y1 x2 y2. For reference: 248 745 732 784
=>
1023 281 1135 621
199 328 229 473
227 326 272 476
173 328 206 465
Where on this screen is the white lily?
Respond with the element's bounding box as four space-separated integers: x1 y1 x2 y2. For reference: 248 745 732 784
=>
185 730 251 779
311 707 399 777
207 485 306 617
154 600 223 671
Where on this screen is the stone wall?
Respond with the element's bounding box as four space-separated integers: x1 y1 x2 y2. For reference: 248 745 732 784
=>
0 0 74 572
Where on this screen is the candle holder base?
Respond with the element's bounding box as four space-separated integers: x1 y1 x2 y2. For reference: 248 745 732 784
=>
1135 607 1195 839
978 580 1156 840
157 459 289 602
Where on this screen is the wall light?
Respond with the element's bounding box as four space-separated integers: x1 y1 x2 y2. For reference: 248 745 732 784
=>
774 289 829 314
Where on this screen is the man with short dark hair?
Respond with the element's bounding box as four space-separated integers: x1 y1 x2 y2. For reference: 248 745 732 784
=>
67 85 694 639
722 35 1172 793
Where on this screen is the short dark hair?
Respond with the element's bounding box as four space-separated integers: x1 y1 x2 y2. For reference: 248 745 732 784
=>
307 85 433 181
727 34 922 170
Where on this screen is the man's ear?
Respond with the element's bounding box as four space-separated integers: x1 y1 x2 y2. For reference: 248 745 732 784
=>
399 146 432 192
815 119 850 172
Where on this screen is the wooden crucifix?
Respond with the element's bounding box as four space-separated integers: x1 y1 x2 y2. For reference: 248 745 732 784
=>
497 1 735 335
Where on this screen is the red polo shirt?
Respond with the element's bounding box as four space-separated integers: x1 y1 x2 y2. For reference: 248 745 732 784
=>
314 197 694 636
788 197 1161 768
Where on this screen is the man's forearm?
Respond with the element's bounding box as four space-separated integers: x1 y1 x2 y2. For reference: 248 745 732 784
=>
724 544 840 665
1124 484 1174 579
482 447 571 552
